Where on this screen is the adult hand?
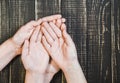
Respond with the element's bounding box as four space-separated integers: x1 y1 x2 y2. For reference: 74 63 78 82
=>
12 14 62 49
41 21 77 70
42 22 87 83
21 26 50 83
21 26 49 74
43 18 66 83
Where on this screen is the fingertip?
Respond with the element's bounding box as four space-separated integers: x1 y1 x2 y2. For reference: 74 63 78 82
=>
62 18 66 22
56 14 62 18
51 14 62 20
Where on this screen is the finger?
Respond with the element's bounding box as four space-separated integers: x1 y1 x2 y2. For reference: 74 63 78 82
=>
61 18 66 23
42 36 50 51
42 14 62 22
30 26 40 43
59 38 64 47
41 27 54 45
43 22 57 40
63 30 74 46
52 20 56 24
37 30 42 42
56 19 62 28
49 22 62 37
22 40 29 58
61 23 67 31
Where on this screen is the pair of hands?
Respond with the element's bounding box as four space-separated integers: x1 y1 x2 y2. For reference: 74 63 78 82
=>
11 14 86 83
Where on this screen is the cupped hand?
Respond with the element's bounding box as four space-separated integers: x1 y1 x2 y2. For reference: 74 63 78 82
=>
21 26 49 74
12 14 62 48
41 19 78 71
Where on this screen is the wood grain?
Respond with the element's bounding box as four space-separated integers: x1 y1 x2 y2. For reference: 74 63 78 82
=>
0 0 120 83
35 0 62 83
0 0 10 83
8 0 35 83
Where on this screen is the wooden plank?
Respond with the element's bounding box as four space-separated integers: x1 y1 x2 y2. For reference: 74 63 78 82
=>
112 0 120 83
0 0 120 83
0 0 10 83
0 0 1 39
116 0 120 82
61 0 87 83
35 0 62 83
35 0 61 18
8 0 35 83
86 0 111 83
87 0 111 82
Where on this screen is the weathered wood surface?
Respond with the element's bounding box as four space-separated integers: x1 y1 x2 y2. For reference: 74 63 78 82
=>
0 0 119 83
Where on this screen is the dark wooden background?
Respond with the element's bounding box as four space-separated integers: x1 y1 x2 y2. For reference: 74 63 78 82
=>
0 0 120 83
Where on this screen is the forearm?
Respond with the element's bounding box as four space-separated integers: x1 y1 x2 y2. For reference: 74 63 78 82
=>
62 61 87 83
0 38 20 71
25 71 45 83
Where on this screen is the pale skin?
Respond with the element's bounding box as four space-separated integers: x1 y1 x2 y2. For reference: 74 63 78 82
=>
24 19 66 83
44 19 64 83
22 26 49 83
0 14 66 83
22 24 62 83
42 21 87 83
0 14 62 71
22 19 66 83
0 14 87 83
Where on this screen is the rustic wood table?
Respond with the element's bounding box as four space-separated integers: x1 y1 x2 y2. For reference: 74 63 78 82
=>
0 0 120 83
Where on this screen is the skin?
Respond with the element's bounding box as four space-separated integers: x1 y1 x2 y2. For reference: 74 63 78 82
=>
44 60 59 83
22 18 65 83
42 22 87 83
22 18 66 83
44 18 64 83
0 14 62 71
21 26 49 83
0 13 87 83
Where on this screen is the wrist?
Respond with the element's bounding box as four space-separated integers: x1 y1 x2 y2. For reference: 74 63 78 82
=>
62 60 80 73
26 71 45 77
9 38 21 55
25 71 45 83
62 61 87 83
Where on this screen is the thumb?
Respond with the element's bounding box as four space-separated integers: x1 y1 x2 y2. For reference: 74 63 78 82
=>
63 30 74 46
21 40 29 60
